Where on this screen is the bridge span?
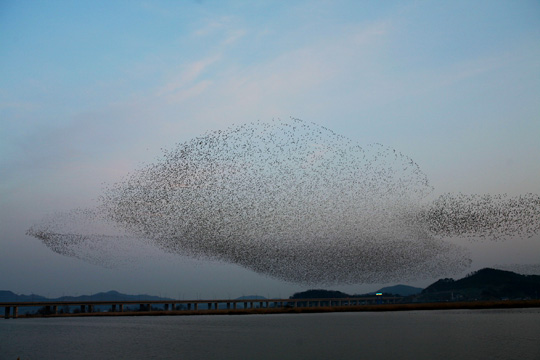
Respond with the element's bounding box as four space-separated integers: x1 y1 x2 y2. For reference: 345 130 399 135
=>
1 296 399 319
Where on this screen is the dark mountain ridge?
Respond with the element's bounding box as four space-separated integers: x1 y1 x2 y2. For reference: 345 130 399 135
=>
420 268 540 301
290 285 423 299
369 284 423 296
291 269 540 301
3 268 538 308
0 290 172 303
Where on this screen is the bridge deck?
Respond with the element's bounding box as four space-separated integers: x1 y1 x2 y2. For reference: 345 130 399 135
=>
1 296 398 318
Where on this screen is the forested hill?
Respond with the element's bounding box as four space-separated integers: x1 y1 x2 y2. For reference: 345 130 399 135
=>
421 268 540 300
290 289 350 299
290 269 540 301
289 285 423 299
0 290 172 303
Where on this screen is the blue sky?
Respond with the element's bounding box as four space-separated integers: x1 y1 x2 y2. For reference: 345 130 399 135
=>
1 0 539 298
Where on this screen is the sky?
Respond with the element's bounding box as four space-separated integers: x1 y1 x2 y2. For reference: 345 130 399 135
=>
1 0 539 299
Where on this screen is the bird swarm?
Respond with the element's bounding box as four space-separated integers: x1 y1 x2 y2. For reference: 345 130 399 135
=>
27 118 540 284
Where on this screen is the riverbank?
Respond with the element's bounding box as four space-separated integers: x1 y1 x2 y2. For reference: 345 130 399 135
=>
13 299 540 318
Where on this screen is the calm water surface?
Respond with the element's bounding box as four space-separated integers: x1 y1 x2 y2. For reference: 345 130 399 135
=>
1 308 539 359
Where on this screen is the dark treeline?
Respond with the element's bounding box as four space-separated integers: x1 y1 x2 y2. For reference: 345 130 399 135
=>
291 268 540 302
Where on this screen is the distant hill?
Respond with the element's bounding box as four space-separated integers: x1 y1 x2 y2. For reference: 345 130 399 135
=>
0 290 174 314
4 268 537 311
0 290 173 303
0 290 48 303
370 285 423 296
290 285 423 299
290 289 349 299
420 268 540 301
287 269 540 301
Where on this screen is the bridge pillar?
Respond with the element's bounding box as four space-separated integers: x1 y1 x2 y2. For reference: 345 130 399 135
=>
88 305 94 313
227 303 230 309
52 306 58 314
119 304 124 312
4 307 10 319
233 302 237 309
80 305 85 313
244 302 247 309
194 303 198 310
13 307 18 318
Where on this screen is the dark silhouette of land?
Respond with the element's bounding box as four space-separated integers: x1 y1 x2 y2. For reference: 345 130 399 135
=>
2 268 539 318
290 284 423 300
291 268 540 302
418 268 540 302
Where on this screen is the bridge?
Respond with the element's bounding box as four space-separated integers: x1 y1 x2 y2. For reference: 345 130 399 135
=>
1 296 399 319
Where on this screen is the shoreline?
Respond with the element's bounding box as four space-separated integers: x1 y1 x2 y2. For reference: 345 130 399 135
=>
11 299 540 319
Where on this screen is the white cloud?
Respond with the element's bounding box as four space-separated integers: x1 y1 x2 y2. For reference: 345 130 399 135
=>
165 80 213 103
194 18 231 37
156 55 221 98
222 29 247 45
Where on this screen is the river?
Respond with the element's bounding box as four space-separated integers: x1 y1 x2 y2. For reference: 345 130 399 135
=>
2 308 539 359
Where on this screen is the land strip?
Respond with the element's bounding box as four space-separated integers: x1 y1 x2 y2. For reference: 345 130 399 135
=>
8 300 540 319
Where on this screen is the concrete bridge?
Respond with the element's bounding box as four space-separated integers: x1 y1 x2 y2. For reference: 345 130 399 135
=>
1 296 399 319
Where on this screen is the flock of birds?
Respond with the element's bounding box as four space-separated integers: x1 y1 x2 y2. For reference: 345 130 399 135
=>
27 118 540 284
